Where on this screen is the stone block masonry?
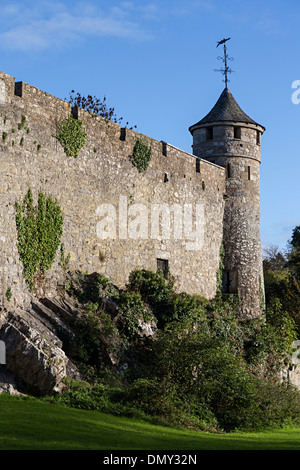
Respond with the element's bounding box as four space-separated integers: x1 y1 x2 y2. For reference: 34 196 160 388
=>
0 71 226 309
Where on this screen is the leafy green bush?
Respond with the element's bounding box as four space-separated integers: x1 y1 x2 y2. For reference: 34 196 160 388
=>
130 138 152 172
127 269 175 326
116 291 154 341
46 379 147 419
53 115 87 157
122 377 218 431
67 271 117 305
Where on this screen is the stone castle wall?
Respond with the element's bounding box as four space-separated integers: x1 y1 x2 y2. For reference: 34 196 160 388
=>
0 71 226 309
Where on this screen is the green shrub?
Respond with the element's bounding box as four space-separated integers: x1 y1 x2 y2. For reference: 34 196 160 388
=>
123 378 218 431
67 271 117 305
53 115 87 157
46 379 147 420
116 291 153 341
130 138 152 172
127 269 174 326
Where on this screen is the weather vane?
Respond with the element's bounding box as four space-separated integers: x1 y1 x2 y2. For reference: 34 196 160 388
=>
214 37 234 88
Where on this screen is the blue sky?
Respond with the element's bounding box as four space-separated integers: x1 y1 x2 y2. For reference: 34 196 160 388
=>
0 0 299 252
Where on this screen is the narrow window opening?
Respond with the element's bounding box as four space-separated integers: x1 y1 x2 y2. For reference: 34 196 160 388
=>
164 173 169 183
222 270 237 294
157 259 169 278
234 126 241 139
196 158 200 173
14 81 23 97
120 128 126 141
248 166 251 180
71 106 78 120
162 141 167 156
256 131 261 145
206 126 213 141
226 163 232 178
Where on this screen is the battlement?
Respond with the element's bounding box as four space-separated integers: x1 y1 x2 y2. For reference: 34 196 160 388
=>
0 70 225 178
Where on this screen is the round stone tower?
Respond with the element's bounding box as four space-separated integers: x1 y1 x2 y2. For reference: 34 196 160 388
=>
189 87 265 318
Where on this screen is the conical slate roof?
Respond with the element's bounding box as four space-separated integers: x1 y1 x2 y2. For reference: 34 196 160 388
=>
189 87 264 132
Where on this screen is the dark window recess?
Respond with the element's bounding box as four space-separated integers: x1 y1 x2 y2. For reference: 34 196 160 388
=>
157 259 169 278
14 81 23 97
206 126 213 141
256 131 261 145
196 158 200 173
248 166 251 180
226 163 232 178
162 141 167 156
202 181 205 191
222 270 237 294
71 106 78 119
120 128 126 141
234 126 241 139
164 173 169 183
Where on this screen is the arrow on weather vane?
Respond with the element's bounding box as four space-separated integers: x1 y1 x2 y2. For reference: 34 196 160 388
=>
214 37 234 88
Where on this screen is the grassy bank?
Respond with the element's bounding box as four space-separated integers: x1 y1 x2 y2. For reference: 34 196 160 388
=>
1 394 300 450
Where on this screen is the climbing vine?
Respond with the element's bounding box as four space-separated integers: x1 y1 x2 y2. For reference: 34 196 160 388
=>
53 115 87 157
216 243 225 295
59 243 71 271
130 138 152 172
15 189 64 290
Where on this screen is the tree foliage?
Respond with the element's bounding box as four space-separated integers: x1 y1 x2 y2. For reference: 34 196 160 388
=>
263 229 300 333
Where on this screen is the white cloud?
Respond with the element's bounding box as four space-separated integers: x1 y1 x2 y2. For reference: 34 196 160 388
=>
0 1 153 51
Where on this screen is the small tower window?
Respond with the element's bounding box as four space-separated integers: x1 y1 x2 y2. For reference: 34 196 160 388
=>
256 131 261 145
222 270 237 294
196 158 200 173
226 163 232 178
248 166 251 180
234 126 241 139
206 126 213 141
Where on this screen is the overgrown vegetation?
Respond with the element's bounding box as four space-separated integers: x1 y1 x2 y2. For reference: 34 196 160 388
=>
15 189 64 290
130 138 152 172
67 91 137 130
263 226 300 334
53 115 87 157
5 287 12 302
44 255 300 433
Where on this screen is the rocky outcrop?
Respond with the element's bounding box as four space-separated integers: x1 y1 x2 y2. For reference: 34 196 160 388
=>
0 298 82 396
0 365 25 395
0 272 158 396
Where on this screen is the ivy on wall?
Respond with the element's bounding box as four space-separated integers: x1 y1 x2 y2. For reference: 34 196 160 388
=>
216 243 225 295
130 138 152 172
15 189 64 290
53 115 87 157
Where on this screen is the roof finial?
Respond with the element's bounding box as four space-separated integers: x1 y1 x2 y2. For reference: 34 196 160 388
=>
214 37 234 88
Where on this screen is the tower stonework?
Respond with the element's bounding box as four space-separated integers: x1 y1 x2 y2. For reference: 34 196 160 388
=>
189 88 265 318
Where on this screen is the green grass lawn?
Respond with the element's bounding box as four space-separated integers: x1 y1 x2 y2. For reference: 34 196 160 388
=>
1 394 300 450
